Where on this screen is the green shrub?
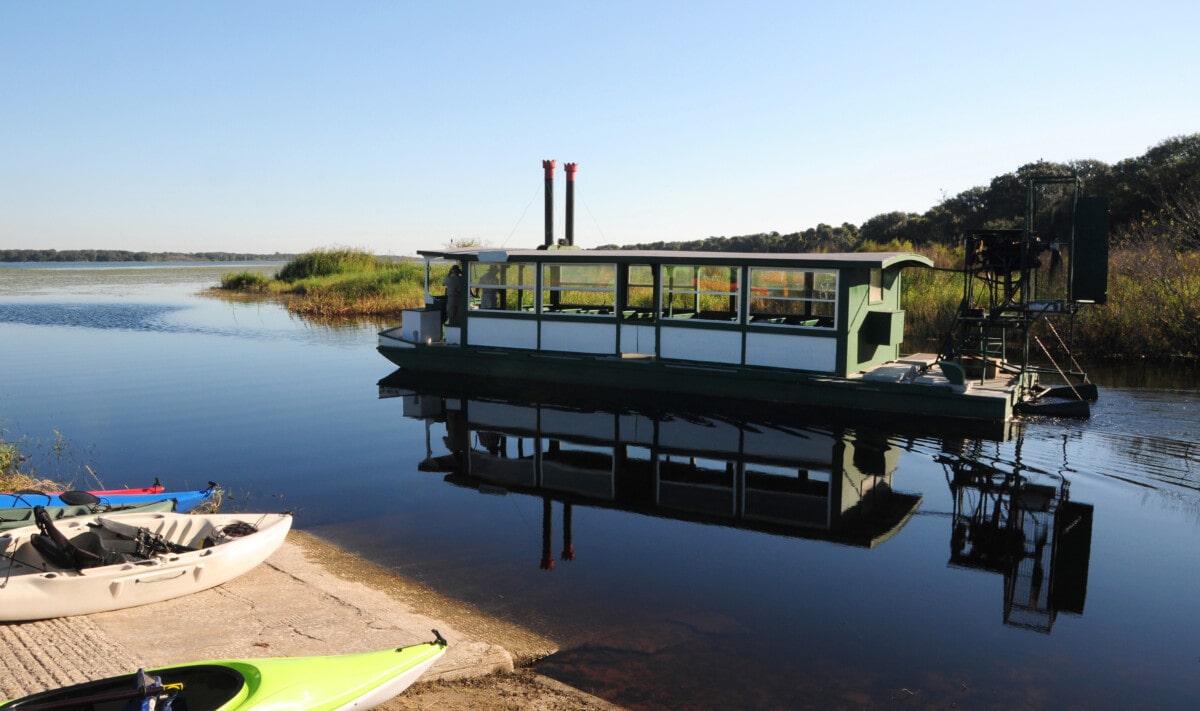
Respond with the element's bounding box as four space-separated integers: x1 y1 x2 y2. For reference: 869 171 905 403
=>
0 439 18 478
220 271 272 291
276 248 384 283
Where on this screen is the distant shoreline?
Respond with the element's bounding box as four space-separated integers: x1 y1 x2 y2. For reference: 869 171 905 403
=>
0 260 287 269
1 250 299 263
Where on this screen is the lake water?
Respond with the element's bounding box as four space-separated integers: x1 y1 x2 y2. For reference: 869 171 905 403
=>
2 263 1199 709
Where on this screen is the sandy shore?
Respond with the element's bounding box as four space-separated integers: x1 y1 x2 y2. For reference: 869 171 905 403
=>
0 530 621 710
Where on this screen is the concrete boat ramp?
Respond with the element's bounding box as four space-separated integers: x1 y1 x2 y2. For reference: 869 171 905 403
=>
0 530 617 709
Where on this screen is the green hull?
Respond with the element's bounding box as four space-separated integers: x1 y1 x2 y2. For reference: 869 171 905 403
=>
0 498 176 531
378 341 1024 426
0 639 446 710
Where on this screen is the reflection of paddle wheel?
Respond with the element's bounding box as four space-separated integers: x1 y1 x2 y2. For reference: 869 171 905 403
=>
943 456 1093 633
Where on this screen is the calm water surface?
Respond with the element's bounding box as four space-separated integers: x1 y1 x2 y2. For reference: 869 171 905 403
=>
2 264 1199 709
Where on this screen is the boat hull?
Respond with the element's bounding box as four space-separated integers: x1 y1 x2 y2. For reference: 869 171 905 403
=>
0 487 216 512
45 482 165 496
0 498 177 531
0 640 447 710
378 340 1026 427
0 511 292 621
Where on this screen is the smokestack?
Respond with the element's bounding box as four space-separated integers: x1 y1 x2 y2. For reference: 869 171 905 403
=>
542 159 556 248
564 162 577 246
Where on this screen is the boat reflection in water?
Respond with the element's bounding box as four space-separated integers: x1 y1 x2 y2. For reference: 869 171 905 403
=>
382 371 922 553
379 370 1092 635
940 453 1093 634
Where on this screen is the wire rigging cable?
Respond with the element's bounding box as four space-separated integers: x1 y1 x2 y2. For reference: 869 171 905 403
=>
500 189 538 248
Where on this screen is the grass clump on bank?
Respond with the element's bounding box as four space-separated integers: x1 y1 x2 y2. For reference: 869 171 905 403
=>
218 248 428 318
220 271 273 292
0 430 66 493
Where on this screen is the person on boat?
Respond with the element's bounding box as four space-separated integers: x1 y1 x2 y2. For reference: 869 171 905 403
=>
477 265 501 310
442 264 464 325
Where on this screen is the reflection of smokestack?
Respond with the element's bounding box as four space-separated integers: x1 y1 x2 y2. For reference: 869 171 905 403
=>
542 159 556 248
564 162 577 246
540 497 555 570
561 502 575 561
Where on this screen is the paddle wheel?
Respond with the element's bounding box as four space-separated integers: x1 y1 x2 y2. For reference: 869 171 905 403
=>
948 175 1109 417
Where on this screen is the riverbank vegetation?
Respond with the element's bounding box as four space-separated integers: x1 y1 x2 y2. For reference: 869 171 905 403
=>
0 431 67 493
218 247 427 318
218 134 1198 360
882 237 1200 361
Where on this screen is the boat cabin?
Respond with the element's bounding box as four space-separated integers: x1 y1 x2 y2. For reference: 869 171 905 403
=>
398 247 932 378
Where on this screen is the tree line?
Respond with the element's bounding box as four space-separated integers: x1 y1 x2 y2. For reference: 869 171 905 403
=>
1 249 297 263
603 133 1200 252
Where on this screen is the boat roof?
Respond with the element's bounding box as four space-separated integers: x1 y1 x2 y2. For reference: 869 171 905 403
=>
417 247 934 271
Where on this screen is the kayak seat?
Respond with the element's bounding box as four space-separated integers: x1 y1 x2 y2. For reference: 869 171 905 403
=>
31 533 78 569
30 531 133 571
30 506 139 571
70 531 140 566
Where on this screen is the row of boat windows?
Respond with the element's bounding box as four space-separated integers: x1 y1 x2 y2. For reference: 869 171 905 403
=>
447 262 845 327
473 435 836 490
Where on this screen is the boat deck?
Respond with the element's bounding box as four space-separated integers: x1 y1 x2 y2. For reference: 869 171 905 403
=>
855 353 1021 397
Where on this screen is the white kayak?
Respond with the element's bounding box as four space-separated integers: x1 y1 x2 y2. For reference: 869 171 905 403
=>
0 510 292 622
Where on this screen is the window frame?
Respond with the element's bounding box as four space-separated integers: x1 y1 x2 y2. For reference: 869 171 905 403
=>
747 266 839 328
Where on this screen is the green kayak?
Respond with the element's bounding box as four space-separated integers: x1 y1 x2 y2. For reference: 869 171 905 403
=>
0 498 177 531
0 633 447 710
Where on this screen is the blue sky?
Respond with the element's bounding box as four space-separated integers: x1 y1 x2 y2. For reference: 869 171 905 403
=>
2 2 1196 256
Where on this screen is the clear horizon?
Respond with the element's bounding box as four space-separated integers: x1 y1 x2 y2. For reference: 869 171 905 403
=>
3 2 1196 256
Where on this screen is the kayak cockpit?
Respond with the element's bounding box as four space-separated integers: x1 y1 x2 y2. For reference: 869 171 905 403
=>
0 665 246 710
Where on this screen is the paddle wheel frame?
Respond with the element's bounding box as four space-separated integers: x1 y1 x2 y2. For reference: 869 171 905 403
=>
950 175 1108 416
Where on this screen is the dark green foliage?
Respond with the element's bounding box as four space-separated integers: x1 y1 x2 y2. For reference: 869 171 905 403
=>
603 224 861 253
276 248 387 283
220 271 272 291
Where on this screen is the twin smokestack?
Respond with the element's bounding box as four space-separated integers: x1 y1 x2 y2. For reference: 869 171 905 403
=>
542 159 577 248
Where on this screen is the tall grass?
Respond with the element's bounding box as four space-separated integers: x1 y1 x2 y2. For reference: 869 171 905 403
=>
283 266 427 317
276 247 385 282
1075 242 1200 359
220 248 428 317
890 236 1200 361
0 429 71 492
1 438 20 479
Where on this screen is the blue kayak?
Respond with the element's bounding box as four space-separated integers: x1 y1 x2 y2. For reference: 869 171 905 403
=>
0 484 218 512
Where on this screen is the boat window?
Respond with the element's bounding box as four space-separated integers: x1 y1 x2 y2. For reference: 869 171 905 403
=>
748 267 837 327
663 265 739 321
541 263 616 315
623 264 656 319
869 268 883 304
470 262 536 312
